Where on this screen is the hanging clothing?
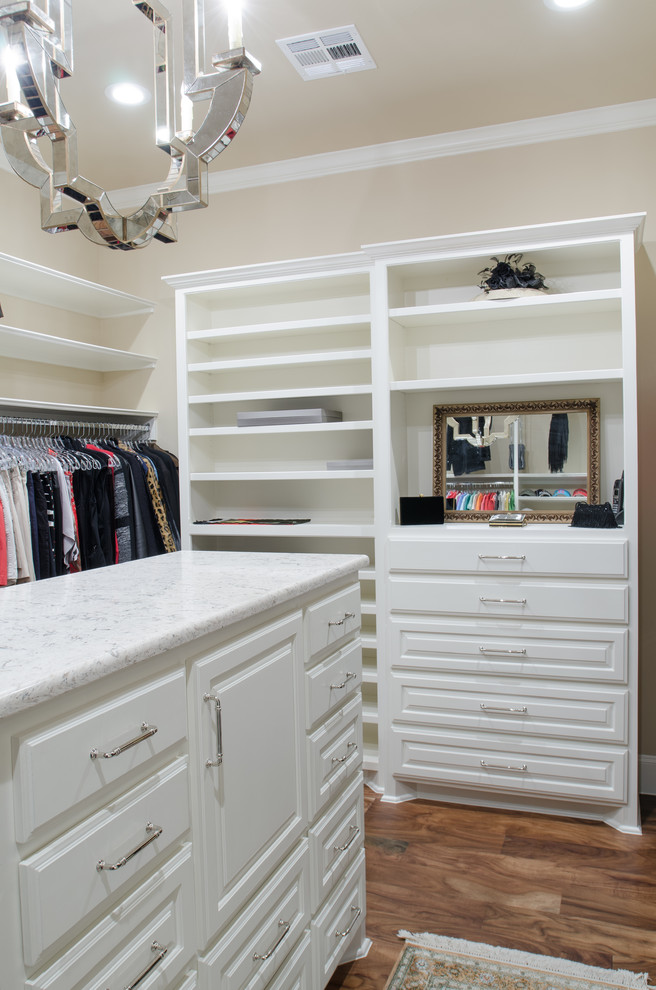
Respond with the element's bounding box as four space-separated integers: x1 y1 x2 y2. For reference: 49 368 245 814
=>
0 429 180 587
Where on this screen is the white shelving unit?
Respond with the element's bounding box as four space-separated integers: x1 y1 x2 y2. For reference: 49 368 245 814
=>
168 214 643 804
0 253 157 430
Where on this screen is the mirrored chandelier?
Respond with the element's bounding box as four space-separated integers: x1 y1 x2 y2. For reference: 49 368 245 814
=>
0 1 260 250
447 416 519 448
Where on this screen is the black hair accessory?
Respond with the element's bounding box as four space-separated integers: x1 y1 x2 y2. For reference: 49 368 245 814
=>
570 502 618 529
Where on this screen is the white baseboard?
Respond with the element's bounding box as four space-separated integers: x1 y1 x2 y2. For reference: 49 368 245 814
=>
639 754 656 795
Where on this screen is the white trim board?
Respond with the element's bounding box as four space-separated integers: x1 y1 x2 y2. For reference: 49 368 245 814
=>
101 98 656 208
640 754 656 795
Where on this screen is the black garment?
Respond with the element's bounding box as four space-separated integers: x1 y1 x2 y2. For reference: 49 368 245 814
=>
31 473 54 580
138 443 181 550
26 472 40 579
447 417 492 476
548 413 569 473
111 445 163 557
72 468 107 571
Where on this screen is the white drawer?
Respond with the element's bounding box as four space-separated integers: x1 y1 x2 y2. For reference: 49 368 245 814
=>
307 695 363 821
306 638 362 729
391 617 628 683
20 758 190 967
389 575 628 623
390 671 628 743
198 840 310 990
26 844 195 990
311 849 366 989
266 932 313 990
390 727 627 804
14 669 187 843
309 772 364 911
389 536 628 578
305 584 361 662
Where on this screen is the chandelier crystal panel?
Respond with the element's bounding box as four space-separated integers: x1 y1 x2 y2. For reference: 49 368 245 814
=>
0 0 260 249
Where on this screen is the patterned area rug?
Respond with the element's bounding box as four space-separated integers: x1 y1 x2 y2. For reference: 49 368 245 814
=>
387 934 652 990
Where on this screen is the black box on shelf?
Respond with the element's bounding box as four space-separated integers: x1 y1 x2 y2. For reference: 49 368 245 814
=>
399 496 444 525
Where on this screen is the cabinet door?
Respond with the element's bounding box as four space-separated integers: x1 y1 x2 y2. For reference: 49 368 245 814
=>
188 613 307 946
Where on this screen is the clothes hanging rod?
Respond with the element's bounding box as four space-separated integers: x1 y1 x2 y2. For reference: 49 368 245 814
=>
0 415 152 438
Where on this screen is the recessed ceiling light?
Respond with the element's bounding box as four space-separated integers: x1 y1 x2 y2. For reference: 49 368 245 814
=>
544 0 596 9
105 82 151 106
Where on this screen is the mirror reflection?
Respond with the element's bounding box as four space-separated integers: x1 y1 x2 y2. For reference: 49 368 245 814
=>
433 398 600 522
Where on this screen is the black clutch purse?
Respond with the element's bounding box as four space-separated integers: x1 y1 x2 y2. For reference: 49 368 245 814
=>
570 501 618 529
399 496 445 525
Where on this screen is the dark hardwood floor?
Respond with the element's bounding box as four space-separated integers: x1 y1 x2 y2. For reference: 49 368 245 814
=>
327 790 656 989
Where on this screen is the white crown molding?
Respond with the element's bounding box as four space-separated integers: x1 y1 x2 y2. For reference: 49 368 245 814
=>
2 98 655 209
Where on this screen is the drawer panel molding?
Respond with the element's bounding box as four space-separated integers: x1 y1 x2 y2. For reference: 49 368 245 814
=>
14 669 187 843
389 576 628 624
390 729 627 804
392 619 628 683
390 672 628 743
20 758 190 966
389 536 628 578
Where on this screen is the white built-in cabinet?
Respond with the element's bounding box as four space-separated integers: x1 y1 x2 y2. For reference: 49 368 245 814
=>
0 566 366 989
168 213 643 831
0 250 157 429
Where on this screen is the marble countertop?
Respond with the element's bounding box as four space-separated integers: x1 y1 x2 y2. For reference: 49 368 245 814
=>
0 551 367 719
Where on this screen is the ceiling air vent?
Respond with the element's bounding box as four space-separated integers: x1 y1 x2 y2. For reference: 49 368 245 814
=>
276 25 376 81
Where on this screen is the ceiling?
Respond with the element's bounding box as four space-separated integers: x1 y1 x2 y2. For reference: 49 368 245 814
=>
22 0 656 193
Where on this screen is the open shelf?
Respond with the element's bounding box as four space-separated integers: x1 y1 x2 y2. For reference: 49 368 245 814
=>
189 420 373 437
390 288 622 327
189 522 375 538
0 251 154 318
188 314 371 341
0 325 156 372
391 369 624 392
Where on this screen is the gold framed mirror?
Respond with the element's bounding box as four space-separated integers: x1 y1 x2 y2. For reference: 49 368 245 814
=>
433 398 600 523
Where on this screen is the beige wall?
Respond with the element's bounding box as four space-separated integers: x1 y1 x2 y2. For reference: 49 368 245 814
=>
1 125 655 753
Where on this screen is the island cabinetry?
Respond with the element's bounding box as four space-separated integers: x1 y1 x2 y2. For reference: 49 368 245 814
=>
0 552 366 990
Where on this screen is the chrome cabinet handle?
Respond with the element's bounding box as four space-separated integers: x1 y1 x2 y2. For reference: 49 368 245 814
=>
478 554 526 560
480 703 528 714
335 904 362 938
96 822 162 872
334 824 360 852
330 671 357 690
480 760 528 773
203 692 223 768
253 919 291 961
328 611 356 627
90 722 157 760
480 596 526 605
480 646 527 656
112 940 167 990
332 741 357 764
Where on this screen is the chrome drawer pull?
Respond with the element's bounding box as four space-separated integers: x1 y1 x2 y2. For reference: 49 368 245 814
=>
332 741 357 764
480 760 528 773
478 554 526 560
328 611 356 627
90 722 157 760
335 904 362 938
253 919 291 961
203 692 223 768
480 596 526 605
480 647 527 656
334 824 360 852
330 671 357 690
480 703 528 715
114 940 168 990
96 822 162 872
